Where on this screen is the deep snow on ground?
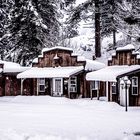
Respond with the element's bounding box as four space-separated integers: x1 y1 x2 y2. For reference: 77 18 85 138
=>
0 96 140 140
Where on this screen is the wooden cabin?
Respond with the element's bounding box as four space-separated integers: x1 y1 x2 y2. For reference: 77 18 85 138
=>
0 61 29 96
17 46 105 98
86 44 140 106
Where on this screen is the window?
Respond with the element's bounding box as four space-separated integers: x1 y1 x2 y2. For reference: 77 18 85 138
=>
39 78 45 92
91 81 99 90
70 77 77 92
132 77 138 95
112 82 116 94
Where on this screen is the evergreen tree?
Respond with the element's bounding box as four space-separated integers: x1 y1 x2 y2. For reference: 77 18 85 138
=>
101 0 123 48
7 0 60 65
0 0 14 60
117 0 140 43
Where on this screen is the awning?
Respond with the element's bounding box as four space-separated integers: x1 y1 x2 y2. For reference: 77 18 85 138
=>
17 66 84 79
86 65 140 82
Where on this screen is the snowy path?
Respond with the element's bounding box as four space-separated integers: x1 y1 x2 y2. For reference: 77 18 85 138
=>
0 96 140 140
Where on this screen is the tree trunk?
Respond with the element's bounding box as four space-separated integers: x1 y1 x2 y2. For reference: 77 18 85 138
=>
95 0 101 57
113 29 116 48
112 0 116 49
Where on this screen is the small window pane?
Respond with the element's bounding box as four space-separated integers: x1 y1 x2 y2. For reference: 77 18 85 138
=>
39 78 45 85
133 87 138 95
39 85 45 92
112 83 116 94
69 77 77 92
132 77 138 95
132 78 138 86
91 81 98 90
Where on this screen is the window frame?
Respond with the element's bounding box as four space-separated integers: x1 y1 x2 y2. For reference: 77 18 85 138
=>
131 77 138 95
69 76 77 92
38 78 45 92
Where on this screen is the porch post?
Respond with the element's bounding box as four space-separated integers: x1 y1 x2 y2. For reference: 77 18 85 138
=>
90 82 93 100
97 89 99 100
97 81 100 100
37 78 39 96
68 77 70 98
106 81 108 101
21 78 25 95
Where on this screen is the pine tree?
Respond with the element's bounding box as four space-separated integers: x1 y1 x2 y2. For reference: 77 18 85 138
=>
7 0 60 65
118 0 140 43
101 0 123 48
0 0 14 60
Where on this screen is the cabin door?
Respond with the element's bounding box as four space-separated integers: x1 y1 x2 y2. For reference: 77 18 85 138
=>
53 78 63 96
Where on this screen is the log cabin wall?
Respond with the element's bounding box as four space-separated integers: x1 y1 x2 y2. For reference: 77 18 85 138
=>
108 49 140 66
32 49 86 67
4 75 21 96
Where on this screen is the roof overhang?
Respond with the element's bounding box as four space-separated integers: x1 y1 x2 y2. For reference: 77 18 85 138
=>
17 66 84 79
86 65 140 82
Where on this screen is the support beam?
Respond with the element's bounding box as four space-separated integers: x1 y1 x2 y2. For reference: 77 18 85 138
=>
21 78 25 96
97 81 100 100
90 82 93 100
97 89 99 100
37 78 39 96
68 77 70 98
106 81 108 101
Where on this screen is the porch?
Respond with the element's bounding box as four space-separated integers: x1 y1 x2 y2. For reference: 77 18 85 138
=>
17 66 84 98
86 65 140 106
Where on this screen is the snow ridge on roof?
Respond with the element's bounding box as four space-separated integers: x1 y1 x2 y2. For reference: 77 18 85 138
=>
116 44 135 51
42 46 73 54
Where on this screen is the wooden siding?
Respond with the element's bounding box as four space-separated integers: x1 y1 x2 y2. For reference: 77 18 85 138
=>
108 48 140 106
32 49 86 68
31 48 88 98
109 50 140 66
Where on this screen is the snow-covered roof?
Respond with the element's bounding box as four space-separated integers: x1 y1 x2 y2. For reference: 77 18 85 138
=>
116 44 135 51
71 53 79 56
77 56 86 61
17 66 84 79
76 55 105 71
108 58 112 61
42 46 73 54
86 65 140 82
132 51 139 55
112 53 116 56
137 55 140 59
38 54 43 58
85 59 106 71
0 60 29 73
32 58 38 63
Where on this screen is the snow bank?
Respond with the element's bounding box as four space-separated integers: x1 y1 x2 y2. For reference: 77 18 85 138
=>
0 96 140 140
